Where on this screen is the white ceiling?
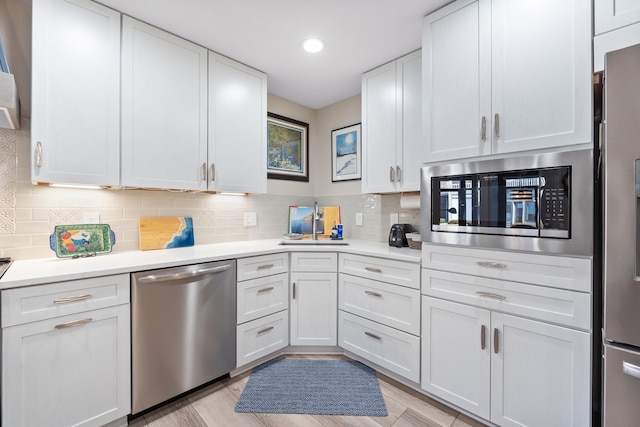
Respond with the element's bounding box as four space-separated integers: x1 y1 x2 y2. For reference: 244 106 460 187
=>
98 0 453 110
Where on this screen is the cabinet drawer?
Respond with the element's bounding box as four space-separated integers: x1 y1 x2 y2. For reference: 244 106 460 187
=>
339 253 420 289
237 253 288 281
422 269 591 330
290 252 337 272
237 273 288 324
236 310 288 368
1 274 130 327
422 244 591 292
338 311 420 382
339 274 420 335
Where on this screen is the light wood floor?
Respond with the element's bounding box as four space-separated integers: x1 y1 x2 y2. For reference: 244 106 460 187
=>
128 355 488 427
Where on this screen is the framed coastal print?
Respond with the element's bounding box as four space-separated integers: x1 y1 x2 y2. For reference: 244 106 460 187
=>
331 123 361 182
267 113 309 182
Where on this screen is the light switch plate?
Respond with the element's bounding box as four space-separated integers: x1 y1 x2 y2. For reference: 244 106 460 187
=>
390 212 399 226
244 212 257 226
355 212 363 226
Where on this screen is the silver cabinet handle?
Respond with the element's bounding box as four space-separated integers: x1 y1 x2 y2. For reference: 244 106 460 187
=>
476 291 506 301
623 361 640 379
210 163 215 182
477 261 507 269
365 266 382 273
365 290 382 297
55 318 92 329
481 116 487 141
137 264 232 283
257 326 274 335
481 325 486 350
292 282 296 300
390 166 395 183
53 294 92 304
257 264 274 270
396 165 402 183
202 162 207 181
364 331 381 340
494 328 499 354
35 141 43 168
494 113 500 139
257 286 274 294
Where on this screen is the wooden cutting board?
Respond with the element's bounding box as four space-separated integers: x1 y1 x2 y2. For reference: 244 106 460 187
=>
139 217 194 250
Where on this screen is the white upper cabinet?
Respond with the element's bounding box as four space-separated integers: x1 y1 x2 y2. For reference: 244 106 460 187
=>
595 0 640 35
208 52 267 193
594 0 640 71
423 0 592 162
121 16 208 190
362 50 422 193
31 0 121 186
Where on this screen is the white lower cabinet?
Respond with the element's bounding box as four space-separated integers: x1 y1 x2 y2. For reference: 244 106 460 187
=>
339 311 420 382
236 310 289 367
422 296 590 426
236 253 289 367
337 253 421 382
2 305 130 427
290 252 338 346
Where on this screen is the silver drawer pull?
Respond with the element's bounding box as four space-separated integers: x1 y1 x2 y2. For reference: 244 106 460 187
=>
55 318 92 329
365 290 382 297
257 286 274 293
623 361 640 380
53 294 92 304
477 261 507 269
257 264 274 270
257 326 274 335
476 291 506 301
364 266 382 273
364 331 381 340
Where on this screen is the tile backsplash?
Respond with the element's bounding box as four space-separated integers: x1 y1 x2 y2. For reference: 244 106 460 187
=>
0 127 421 260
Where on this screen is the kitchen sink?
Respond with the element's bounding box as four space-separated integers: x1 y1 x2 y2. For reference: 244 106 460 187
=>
279 239 349 246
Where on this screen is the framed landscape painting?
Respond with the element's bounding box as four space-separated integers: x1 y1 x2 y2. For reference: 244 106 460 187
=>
331 123 361 182
267 113 309 182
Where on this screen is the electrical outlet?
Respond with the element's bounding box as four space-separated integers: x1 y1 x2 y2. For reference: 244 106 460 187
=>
244 212 257 227
355 212 363 226
390 212 399 226
83 212 100 224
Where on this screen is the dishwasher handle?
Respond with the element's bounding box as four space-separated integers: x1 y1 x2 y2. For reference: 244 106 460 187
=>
137 264 232 283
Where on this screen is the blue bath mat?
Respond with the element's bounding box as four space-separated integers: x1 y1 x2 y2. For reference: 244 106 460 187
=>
235 358 388 416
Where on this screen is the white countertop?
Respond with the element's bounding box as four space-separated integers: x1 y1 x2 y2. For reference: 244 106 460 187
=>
0 239 421 289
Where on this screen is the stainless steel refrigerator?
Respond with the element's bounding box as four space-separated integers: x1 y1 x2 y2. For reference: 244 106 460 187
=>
602 42 640 426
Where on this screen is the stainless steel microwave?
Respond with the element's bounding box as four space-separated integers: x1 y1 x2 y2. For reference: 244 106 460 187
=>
420 149 593 256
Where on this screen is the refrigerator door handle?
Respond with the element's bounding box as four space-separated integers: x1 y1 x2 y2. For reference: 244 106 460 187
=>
623 361 640 380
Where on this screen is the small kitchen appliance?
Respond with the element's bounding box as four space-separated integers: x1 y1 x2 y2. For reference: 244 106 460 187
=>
388 224 412 247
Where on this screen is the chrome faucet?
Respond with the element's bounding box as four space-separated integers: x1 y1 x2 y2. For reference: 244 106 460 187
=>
312 201 319 240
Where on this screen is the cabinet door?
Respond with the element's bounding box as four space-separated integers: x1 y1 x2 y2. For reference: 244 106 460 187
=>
396 50 422 192
208 52 267 193
422 0 492 162
362 61 397 193
121 16 208 190
491 0 592 154
421 296 491 420
290 272 337 346
595 0 640 35
31 0 120 186
491 313 590 427
2 305 130 427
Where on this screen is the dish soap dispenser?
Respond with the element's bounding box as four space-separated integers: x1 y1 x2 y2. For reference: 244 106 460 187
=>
331 221 338 239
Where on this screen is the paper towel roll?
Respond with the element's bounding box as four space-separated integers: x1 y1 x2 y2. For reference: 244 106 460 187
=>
400 195 420 209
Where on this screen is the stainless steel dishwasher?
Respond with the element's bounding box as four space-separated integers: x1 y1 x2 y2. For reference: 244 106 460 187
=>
131 260 236 414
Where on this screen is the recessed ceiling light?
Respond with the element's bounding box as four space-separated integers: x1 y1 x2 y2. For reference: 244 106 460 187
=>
302 38 325 53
